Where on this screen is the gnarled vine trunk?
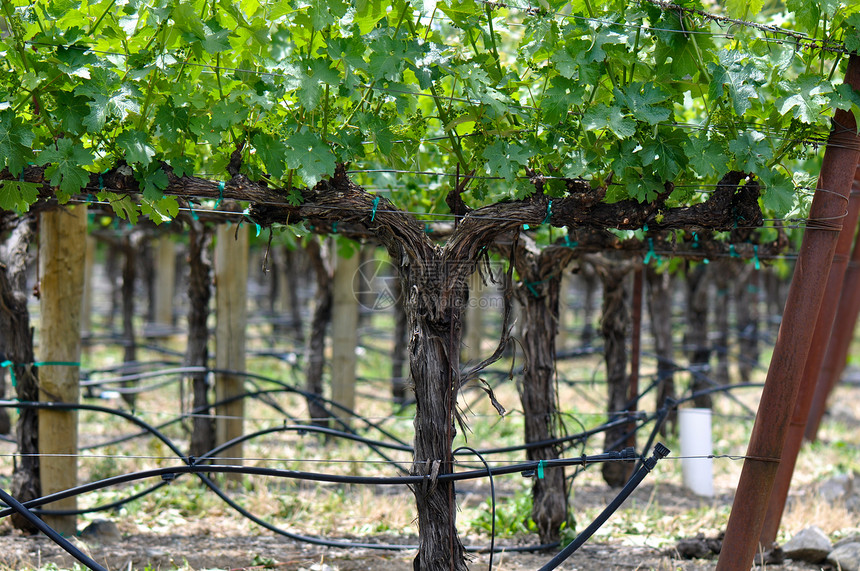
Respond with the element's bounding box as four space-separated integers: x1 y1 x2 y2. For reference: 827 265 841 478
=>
685 263 713 408
305 239 334 428
592 256 635 488
0 215 40 531
646 266 677 436
735 265 760 384
186 220 214 459
512 239 574 543
404 256 470 571
391 275 409 405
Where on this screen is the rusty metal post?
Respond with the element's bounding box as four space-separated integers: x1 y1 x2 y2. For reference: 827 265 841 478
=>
716 53 860 571
759 171 860 546
806 170 860 442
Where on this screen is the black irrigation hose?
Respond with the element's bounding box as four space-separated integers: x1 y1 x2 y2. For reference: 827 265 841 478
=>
0 486 109 571
537 443 671 571
0 452 631 553
455 446 496 571
33 481 170 516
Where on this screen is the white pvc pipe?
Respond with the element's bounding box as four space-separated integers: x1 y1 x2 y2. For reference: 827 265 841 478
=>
679 407 714 497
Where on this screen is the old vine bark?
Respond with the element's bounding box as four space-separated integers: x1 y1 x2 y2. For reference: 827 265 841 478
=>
305 239 334 429
590 255 636 488
513 238 574 543
0 215 40 531
186 219 215 459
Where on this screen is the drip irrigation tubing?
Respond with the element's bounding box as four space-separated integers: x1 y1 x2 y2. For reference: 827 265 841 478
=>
538 444 671 571
0 486 109 571
0 450 638 554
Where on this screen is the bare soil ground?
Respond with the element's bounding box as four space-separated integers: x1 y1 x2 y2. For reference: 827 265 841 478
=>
0 479 842 570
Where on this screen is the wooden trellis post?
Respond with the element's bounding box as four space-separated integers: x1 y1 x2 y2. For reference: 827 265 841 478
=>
38 205 88 537
465 270 484 362
215 222 248 476
331 250 360 425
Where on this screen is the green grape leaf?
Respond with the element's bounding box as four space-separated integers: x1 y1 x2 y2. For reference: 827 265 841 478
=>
210 99 247 131
541 76 587 123
0 110 35 175
785 0 820 32
617 82 672 125
0 180 40 213
78 82 140 133
582 104 635 138
253 132 289 179
286 131 336 186
728 131 772 174
483 140 534 184
141 167 169 202
684 135 728 178
155 101 191 144
140 195 179 224
117 130 156 166
640 130 689 180
779 74 830 125
709 52 765 116
758 170 795 215
107 192 139 223
38 139 93 198
725 0 763 19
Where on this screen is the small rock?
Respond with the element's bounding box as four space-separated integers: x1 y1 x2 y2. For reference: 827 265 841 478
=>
783 526 832 563
836 535 860 548
78 519 121 543
828 542 860 571
829 403 860 426
754 546 785 566
819 474 852 503
674 535 717 559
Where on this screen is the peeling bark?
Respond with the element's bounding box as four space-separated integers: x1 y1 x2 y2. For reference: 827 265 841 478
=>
646 266 677 436
685 263 713 408
735 266 760 384
590 255 636 488
305 239 334 429
0 216 39 531
391 275 409 405
712 260 738 386
186 220 214 459
512 238 575 543
121 231 140 408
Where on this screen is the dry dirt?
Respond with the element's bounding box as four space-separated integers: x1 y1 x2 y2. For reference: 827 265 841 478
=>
0 481 838 571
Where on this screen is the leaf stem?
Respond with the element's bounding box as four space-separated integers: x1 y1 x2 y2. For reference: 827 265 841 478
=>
89 0 117 37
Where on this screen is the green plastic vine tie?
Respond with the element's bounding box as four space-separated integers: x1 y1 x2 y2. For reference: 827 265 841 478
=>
215 181 224 209
542 199 553 225
729 244 739 258
643 238 658 265
370 195 380 222
189 201 199 221
754 245 760 270
0 361 14 388
424 223 431 233
564 235 577 249
332 221 338 233
240 208 262 237
537 460 545 480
